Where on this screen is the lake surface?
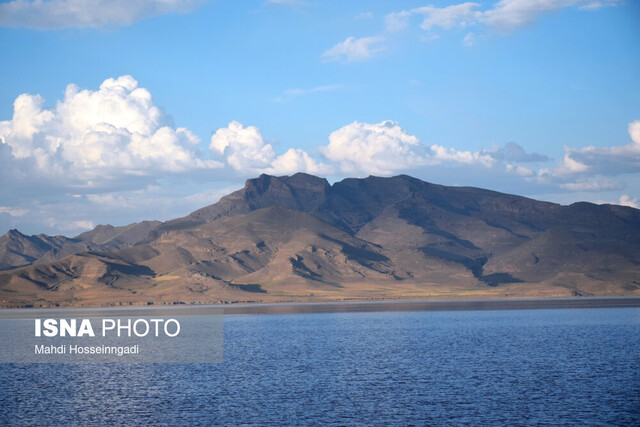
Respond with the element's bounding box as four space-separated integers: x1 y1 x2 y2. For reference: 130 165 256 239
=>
1 307 639 425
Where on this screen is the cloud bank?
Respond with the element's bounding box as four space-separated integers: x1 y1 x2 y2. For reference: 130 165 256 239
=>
2 73 606 194
390 0 621 34
328 0 621 59
553 120 640 177
318 120 553 176
0 75 637 235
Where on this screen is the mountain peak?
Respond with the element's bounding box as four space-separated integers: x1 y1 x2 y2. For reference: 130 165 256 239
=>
242 173 329 211
245 173 329 193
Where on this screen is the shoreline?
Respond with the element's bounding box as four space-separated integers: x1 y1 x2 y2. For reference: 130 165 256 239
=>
218 296 640 315
2 296 640 315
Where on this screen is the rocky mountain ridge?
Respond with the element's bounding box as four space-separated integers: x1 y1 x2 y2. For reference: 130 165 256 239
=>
1 173 639 307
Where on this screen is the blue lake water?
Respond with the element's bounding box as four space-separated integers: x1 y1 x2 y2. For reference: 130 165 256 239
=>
1 307 639 425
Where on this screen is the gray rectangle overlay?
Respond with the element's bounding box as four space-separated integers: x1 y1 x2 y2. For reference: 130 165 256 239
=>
0 307 223 363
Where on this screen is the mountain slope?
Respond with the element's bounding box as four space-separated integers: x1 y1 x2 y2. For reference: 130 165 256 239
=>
0 220 161 270
0 230 71 270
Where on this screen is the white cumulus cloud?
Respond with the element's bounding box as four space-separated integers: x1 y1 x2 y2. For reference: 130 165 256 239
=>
554 153 590 175
0 0 203 29
429 144 495 167
210 121 331 175
553 120 640 177
320 121 537 176
618 194 639 209
321 120 431 175
0 75 221 188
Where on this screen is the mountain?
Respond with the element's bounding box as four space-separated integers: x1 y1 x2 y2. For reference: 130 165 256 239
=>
0 221 161 271
1 173 639 308
0 230 70 270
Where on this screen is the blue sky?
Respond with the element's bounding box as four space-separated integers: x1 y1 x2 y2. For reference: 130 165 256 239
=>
0 0 639 235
